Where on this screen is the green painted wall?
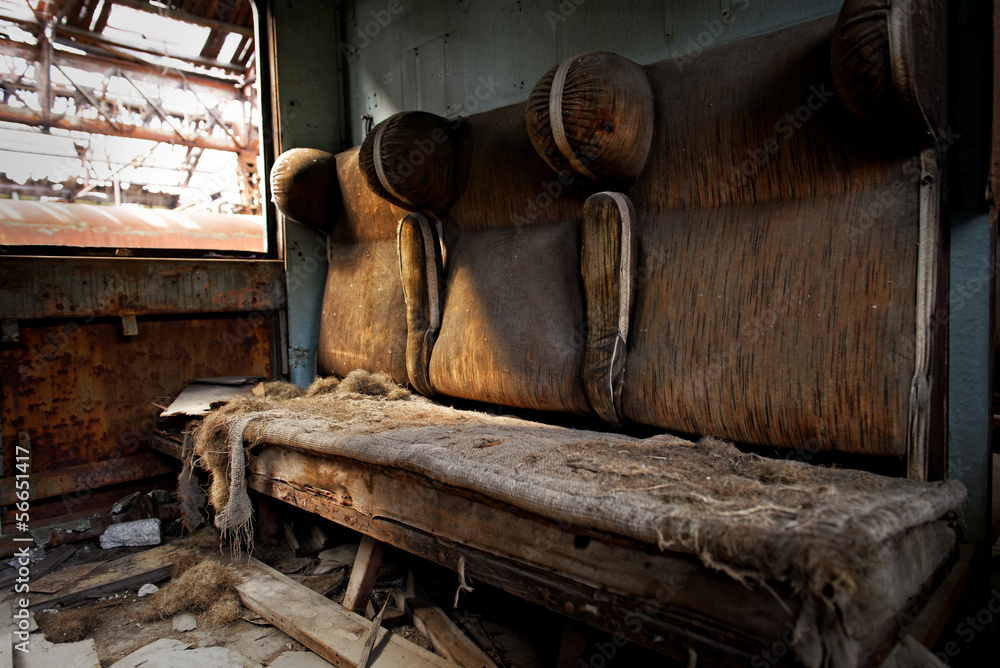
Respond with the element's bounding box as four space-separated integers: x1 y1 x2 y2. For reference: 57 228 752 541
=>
339 0 843 145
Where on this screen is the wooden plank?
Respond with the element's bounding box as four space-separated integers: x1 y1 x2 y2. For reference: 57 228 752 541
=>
0 258 286 321
234 558 453 668
29 543 190 611
245 456 788 666
0 454 175 505
342 536 383 615
283 520 303 556
3 542 63 590
397 572 497 668
556 620 589 668
149 433 184 459
255 494 283 550
30 544 77 580
357 598 391 668
31 560 106 595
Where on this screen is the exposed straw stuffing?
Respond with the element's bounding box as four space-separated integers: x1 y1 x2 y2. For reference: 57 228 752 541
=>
259 381 306 400
336 369 410 400
140 558 240 626
37 607 98 643
192 370 411 551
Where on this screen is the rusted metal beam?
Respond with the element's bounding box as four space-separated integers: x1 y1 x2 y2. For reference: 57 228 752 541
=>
0 257 285 320
0 11 246 73
0 453 175 505
92 0 111 32
181 79 247 149
113 0 254 38
0 103 242 152
0 34 242 95
53 61 123 131
39 29 51 127
118 70 190 142
55 22 244 73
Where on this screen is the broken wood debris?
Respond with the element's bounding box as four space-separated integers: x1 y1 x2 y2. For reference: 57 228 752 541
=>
30 543 191 611
396 571 497 668
31 560 107 595
235 557 451 667
357 597 391 668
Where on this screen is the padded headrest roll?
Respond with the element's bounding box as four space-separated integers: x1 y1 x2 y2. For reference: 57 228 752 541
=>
359 111 459 219
526 52 655 190
270 148 341 231
831 0 946 141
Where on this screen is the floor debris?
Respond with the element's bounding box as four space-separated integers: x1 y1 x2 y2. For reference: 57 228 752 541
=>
314 544 359 575
267 650 336 667
13 634 100 668
108 638 260 668
172 613 197 632
235 558 451 667
137 583 159 597
30 543 188 611
100 518 162 549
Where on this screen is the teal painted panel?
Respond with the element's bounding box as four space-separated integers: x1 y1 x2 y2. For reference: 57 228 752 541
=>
269 0 345 386
340 0 843 145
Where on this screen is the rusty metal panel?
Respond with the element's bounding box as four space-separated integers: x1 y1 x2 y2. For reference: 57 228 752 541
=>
0 315 275 479
0 453 174 505
0 257 286 320
0 201 266 252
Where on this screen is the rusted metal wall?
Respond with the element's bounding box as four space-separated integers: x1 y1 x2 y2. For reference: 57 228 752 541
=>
0 252 283 556
0 315 275 479
0 257 285 320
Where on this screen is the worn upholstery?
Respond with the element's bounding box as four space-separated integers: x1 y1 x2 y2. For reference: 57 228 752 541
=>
316 150 409 383
397 213 443 397
621 17 923 456
428 104 592 414
580 191 637 426
305 12 941 457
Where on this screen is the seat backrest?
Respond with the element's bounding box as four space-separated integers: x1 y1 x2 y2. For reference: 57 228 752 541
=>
280 6 942 460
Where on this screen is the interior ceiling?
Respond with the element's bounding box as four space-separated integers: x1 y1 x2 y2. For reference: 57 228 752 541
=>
30 0 255 72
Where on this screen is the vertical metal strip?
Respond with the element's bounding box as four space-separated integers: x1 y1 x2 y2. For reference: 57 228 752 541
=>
907 148 940 480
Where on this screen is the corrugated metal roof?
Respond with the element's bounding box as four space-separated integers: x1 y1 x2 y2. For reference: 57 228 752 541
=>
0 199 265 251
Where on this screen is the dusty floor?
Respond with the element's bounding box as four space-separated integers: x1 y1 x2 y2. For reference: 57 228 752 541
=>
12 519 570 668
11 499 996 667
